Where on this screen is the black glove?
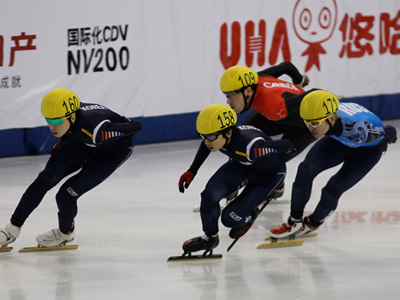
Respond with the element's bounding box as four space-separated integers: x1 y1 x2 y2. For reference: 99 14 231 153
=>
384 125 397 144
298 74 310 88
283 148 297 160
121 116 131 123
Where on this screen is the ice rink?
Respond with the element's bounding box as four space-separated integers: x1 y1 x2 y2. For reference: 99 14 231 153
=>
0 120 399 300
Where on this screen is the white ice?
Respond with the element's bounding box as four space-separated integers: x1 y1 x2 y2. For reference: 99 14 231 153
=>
0 120 399 300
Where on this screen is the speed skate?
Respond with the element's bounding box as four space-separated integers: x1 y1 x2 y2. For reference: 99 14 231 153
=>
257 232 318 249
19 243 79 252
168 250 222 261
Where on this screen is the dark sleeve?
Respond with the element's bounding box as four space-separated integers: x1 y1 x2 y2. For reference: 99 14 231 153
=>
257 61 303 84
282 89 321 121
250 138 293 161
265 139 293 154
188 141 211 173
94 119 142 144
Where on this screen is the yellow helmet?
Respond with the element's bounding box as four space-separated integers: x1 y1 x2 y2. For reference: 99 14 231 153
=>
300 90 340 120
220 66 259 93
196 104 237 134
41 88 80 119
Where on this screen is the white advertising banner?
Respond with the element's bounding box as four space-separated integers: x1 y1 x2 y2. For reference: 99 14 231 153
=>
1 0 399 130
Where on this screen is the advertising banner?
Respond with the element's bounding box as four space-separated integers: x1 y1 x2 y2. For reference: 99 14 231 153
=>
0 0 399 132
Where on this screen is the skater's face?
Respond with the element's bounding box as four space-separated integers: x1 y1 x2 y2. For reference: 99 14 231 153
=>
202 129 232 152
304 115 335 138
226 87 253 113
46 114 76 138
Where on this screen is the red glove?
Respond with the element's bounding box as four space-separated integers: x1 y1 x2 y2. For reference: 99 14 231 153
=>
179 170 196 193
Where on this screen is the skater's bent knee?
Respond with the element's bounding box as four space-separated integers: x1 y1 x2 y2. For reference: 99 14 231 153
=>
220 210 241 228
295 161 319 182
200 189 220 210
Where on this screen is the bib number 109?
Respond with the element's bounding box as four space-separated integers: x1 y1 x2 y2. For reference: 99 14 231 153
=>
238 72 257 88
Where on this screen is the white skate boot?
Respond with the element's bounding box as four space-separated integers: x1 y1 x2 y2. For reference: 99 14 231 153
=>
0 222 21 246
270 216 320 239
296 216 320 236
36 228 75 247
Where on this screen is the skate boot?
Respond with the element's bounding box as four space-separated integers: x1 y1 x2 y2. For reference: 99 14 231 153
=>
269 216 303 239
269 181 285 200
0 222 21 246
36 228 75 247
182 234 219 254
297 216 321 236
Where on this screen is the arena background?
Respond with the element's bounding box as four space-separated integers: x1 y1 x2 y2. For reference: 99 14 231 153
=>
0 0 399 157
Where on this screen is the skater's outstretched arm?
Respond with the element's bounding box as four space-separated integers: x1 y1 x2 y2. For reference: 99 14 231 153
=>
178 142 210 193
257 61 309 88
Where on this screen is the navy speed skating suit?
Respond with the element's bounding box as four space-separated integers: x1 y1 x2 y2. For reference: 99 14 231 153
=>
11 102 142 233
189 125 292 235
291 102 389 226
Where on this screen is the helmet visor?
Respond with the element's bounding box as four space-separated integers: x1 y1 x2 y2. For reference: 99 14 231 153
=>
45 116 68 126
224 89 242 99
303 115 332 128
200 133 220 142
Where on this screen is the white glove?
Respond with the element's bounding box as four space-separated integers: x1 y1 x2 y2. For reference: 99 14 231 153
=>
298 74 310 88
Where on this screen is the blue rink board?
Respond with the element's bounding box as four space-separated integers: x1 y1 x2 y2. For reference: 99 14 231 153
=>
0 93 399 158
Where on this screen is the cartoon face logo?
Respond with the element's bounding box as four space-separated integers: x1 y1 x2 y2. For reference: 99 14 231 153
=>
292 0 338 72
293 0 337 43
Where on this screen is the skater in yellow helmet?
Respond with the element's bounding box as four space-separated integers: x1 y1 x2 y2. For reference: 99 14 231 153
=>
220 62 314 200
270 90 397 240
178 104 294 255
0 88 142 248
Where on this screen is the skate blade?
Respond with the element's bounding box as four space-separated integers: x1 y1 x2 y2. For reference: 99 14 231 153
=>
0 244 13 252
257 240 303 249
193 204 225 213
19 244 79 252
268 198 290 204
167 254 222 261
265 232 318 240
